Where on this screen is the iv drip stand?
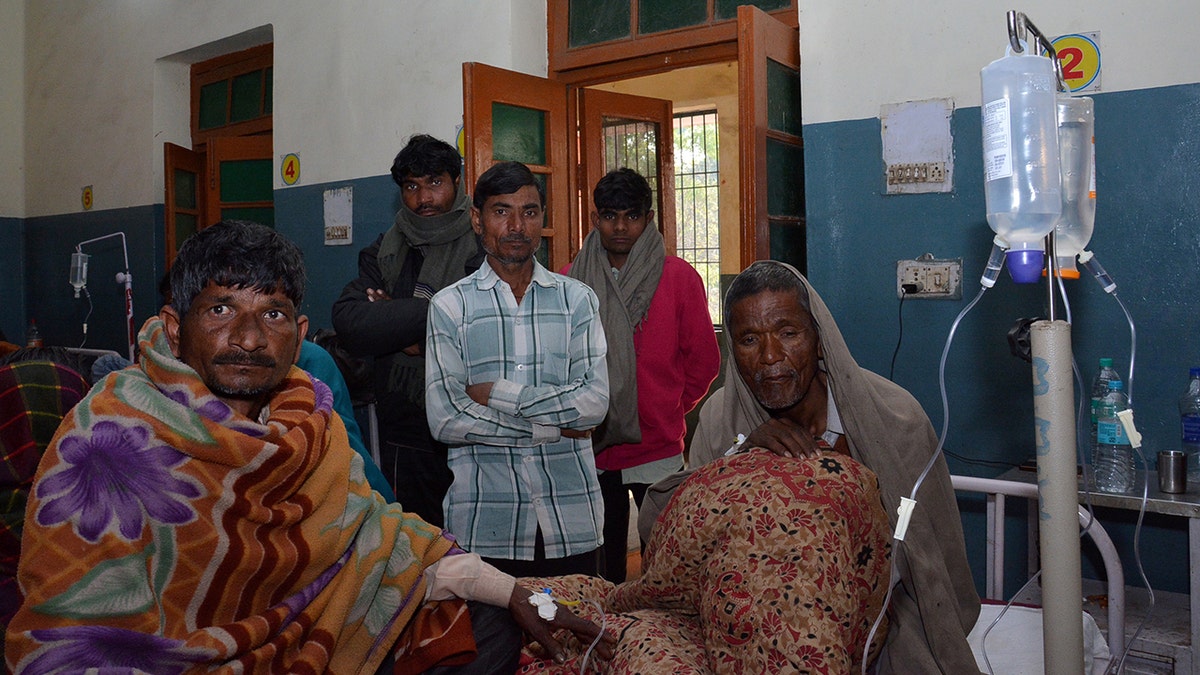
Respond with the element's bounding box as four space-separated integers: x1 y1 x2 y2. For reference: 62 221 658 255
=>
75 232 135 362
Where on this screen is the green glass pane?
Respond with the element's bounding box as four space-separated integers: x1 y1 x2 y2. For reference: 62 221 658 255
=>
264 67 273 114
639 0 706 34
570 0 630 46
767 59 802 136
173 169 196 209
230 71 262 123
769 220 807 274
220 207 274 228
175 214 197 251
198 80 229 130
219 159 272 202
492 103 546 165
766 139 804 218
715 0 790 20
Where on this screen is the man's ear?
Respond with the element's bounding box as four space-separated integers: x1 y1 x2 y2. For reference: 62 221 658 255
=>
470 206 482 235
293 315 309 364
160 305 183 358
589 210 600 228
646 210 655 226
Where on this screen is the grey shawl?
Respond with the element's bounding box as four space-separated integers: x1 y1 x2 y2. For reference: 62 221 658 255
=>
568 223 664 451
642 261 981 674
378 186 477 401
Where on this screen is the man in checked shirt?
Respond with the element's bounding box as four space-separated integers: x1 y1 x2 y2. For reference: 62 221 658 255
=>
425 161 609 578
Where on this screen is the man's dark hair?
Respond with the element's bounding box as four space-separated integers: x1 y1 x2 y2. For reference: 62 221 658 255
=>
169 220 306 316
390 134 462 187
472 161 545 210
593 167 653 214
723 260 812 328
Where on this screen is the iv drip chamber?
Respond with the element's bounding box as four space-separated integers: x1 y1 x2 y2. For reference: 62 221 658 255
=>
1053 95 1096 278
69 251 89 298
980 40 1062 284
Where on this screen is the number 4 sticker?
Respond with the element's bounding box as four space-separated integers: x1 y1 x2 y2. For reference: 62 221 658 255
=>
1048 33 1101 93
281 153 301 186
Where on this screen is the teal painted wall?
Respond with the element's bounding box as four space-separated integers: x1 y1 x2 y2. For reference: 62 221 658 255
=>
0 216 25 344
803 82 1200 594
21 207 163 357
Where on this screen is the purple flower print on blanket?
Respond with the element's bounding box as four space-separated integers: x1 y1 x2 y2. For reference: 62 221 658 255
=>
36 419 201 542
19 625 213 674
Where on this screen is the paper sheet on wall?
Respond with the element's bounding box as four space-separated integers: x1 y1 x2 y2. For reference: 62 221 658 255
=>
323 186 353 246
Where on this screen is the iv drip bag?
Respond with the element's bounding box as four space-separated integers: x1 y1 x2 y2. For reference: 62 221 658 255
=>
980 40 1062 283
70 251 89 298
1053 95 1096 278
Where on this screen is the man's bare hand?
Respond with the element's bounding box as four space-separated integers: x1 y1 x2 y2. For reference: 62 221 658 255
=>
744 417 822 459
366 288 391 302
507 586 616 664
402 343 424 357
561 428 592 440
466 382 494 406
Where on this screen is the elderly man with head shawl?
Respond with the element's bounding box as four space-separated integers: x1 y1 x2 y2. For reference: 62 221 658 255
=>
7 220 611 674
640 260 981 674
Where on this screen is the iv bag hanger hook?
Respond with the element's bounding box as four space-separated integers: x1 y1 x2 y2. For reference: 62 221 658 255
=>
1006 10 1067 92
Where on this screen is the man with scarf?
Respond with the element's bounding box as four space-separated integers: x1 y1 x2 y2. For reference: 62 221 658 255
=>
7 220 613 674
564 168 719 582
333 134 483 526
639 261 981 674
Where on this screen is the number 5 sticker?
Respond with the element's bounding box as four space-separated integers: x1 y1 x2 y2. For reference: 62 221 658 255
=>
1048 33 1101 93
281 153 301 186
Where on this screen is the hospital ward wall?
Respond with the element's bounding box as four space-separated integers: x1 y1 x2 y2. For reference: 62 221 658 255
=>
799 1 1200 594
7 0 545 347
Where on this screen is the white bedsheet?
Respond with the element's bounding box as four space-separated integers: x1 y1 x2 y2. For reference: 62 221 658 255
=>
968 603 1111 674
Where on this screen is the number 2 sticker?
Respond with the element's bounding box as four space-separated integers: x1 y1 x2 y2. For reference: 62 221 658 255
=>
1047 33 1101 93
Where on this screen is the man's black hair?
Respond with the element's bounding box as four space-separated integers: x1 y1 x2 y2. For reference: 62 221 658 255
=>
472 161 545 210
723 260 811 328
390 134 462 187
168 220 306 316
593 167 653 214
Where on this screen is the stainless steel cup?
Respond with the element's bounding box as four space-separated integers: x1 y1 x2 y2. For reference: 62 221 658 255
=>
1159 450 1187 494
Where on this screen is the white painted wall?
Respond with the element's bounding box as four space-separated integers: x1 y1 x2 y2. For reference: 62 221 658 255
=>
0 0 25 217
19 0 547 218
798 1 1200 125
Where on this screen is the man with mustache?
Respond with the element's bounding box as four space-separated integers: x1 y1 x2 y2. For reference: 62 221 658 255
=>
333 134 483 525
8 220 614 673
425 162 610 578
639 261 981 673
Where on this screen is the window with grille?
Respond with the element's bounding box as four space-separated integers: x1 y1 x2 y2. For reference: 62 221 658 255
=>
674 110 721 321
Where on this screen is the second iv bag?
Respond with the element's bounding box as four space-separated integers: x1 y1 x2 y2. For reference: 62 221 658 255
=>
980 40 1062 283
1053 94 1096 278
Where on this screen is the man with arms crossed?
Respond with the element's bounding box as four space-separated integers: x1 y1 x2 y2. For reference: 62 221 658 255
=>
426 162 609 579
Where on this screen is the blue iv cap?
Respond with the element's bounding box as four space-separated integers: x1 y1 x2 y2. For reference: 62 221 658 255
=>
1006 249 1045 284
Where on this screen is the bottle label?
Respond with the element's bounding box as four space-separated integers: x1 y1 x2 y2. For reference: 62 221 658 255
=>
1098 419 1128 445
982 98 1013 182
1183 414 1200 443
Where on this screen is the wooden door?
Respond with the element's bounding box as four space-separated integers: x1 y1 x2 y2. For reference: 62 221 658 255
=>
463 62 571 269
578 88 676 256
738 5 803 269
164 142 205 266
206 135 274 228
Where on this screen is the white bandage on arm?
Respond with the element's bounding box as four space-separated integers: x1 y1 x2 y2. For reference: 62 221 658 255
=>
424 553 517 607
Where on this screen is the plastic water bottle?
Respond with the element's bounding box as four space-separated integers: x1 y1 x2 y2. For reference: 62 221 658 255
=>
1180 367 1200 485
1090 358 1121 453
25 319 43 348
1094 380 1133 493
980 40 1061 283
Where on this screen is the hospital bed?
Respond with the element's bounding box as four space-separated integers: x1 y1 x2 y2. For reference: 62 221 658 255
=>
953 474 1124 674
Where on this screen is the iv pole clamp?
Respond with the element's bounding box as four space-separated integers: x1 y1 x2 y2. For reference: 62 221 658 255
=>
73 231 135 362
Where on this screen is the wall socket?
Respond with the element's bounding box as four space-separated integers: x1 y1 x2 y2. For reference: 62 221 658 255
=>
896 254 963 300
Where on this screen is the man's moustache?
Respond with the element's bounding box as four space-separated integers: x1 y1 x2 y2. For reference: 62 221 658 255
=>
500 235 532 245
755 368 797 382
212 353 277 368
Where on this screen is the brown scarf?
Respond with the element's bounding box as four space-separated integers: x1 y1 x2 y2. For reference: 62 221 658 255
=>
568 223 665 451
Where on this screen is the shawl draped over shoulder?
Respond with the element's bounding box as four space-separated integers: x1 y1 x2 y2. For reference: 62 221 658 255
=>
6 317 455 674
649 263 981 674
